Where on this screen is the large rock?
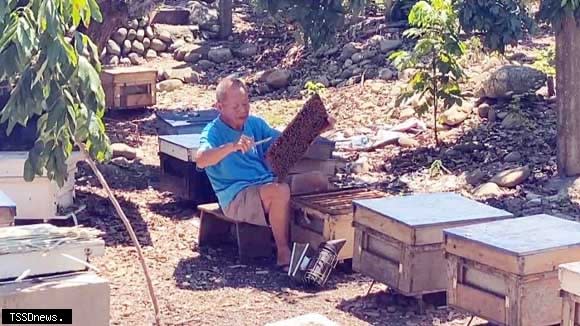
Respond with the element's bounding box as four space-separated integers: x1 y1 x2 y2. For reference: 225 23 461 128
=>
473 182 502 198
157 30 172 43
145 49 157 59
184 52 202 63
196 59 215 70
111 143 137 160
112 28 128 44
398 136 419 148
232 43 258 58
122 39 132 54
501 112 522 129
157 79 183 92
136 29 145 42
339 42 359 61
106 40 121 56
150 39 167 52
131 40 145 55
478 65 547 98
169 39 186 52
145 26 155 39
441 108 468 126
189 1 219 28
261 69 291 89
380 39 402 53
490 166 531 187
126 19 138 30
162 67 199 83
378 68 395 81
128 52 143 65
208 47 233 63
143 37 151 49
126 29 137 41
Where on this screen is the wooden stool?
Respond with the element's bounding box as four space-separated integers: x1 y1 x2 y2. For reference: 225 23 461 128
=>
197 203 273 263
559 262 580 326
445 214 580 326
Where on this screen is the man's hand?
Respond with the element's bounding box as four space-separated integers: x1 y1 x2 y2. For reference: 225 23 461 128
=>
232 135 255 153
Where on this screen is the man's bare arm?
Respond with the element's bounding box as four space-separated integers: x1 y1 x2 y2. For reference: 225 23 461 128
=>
196 135 254 168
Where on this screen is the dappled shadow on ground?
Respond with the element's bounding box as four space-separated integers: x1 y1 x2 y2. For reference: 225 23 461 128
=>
74 189 153 247
147 194 198 221
173 244 357 294
336 289 474 326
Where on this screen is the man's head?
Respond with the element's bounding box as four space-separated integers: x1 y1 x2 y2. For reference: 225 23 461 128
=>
215 77 250 130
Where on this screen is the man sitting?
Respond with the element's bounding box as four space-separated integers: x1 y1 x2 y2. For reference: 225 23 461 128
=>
195 77 334 271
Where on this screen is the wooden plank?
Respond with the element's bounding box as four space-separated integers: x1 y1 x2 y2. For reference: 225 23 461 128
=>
464 264 508 297
416 215 515 245
446 254 459 307
410 247 447 294
561 293 576 326
525 247 580 275
520 271 561 326
357 249 400 289
353 206 414 245
456 283 506 325
445 234 521 275
326 216 355 261
159 139 191 162
236 223 273 263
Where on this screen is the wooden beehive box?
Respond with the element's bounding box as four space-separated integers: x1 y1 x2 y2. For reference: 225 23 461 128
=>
158 134 217 204
155 109 219 135
101 66 157 109
559 262 580 326
352 192 513 298
0 190 16 227
290 187 386 262
445 214 580 326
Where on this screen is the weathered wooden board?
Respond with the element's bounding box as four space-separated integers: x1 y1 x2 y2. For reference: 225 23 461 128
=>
560 261 580 297
445 214 580 275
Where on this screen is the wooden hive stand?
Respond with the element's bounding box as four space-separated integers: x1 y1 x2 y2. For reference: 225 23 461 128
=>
352 192 513 312
100 66 157 110
197 203 274 263
445 214 580 326
290 187 386 263
560 262 580 326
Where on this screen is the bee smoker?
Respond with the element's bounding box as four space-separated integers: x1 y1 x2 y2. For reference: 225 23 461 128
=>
287 239 346 288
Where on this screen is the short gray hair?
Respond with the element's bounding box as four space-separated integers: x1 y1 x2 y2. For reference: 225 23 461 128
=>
216 77 248 103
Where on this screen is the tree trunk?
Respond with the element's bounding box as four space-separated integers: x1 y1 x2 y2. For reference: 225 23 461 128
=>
219 0 233 39
556 15 580 176
84 0 129 52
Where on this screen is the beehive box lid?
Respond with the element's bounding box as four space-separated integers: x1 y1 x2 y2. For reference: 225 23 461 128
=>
0 190 16 209
101 66 157 75
353 192 513 245
158 134 202 162
445 214 580 275
559 261 580 296
156 109 218 129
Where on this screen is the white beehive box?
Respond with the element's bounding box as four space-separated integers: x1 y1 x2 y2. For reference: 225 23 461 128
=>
0 151 83 218
0 224 104 281
0 272 110 326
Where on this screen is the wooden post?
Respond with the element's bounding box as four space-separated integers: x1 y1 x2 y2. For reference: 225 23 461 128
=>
219 0 233 39
556 14 580 176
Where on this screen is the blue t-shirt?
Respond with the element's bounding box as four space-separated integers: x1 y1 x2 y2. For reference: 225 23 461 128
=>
198 115 281 208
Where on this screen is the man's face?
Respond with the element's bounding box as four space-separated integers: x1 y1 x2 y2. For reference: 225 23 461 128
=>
217 86 250 129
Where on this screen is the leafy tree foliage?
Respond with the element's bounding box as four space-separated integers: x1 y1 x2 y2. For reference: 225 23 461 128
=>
0 0 110 187
390 0 465 146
